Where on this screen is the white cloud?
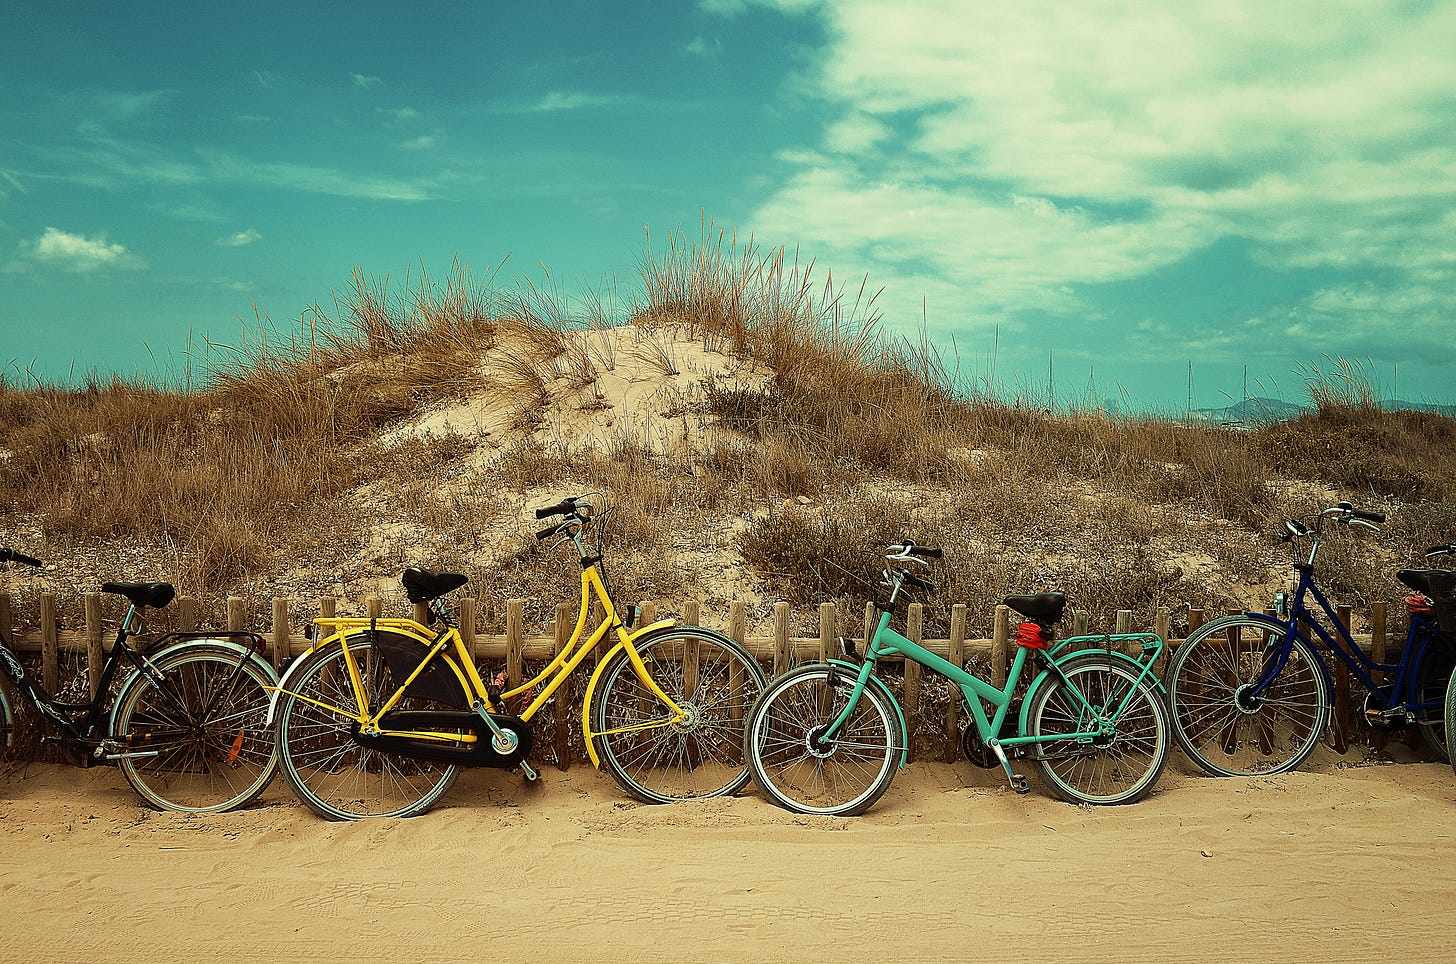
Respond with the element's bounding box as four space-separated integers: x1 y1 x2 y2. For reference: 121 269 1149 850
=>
741 0 1456 362
216 228 262 247
31 227 140 271
397 135 436 151
525 91 621 113
352 73 383 89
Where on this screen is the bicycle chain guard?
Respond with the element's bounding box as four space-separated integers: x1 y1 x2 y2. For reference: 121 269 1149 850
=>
355 711 533 769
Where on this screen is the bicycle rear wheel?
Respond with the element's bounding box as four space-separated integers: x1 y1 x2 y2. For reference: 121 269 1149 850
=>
1167 616 1330 777
1447 668 1456 777
1413 629 1455 762
1026 654 1169 805
275 636 463 820
111 645 279 813
744 664 901 816
0 674 19 764
591 626 767 804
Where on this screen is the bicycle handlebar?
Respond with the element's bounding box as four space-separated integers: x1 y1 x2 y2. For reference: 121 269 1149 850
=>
535 497 577 520
886 541 941 560
0 548 42 567
1427 543 1456 560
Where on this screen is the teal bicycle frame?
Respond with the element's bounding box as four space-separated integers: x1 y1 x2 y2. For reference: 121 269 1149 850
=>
825 608 1166 790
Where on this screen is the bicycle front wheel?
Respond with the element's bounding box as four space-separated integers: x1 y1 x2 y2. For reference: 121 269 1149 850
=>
1026 654 1169 805
744 664 901 817
275 637 463 820
591 626 767 804
1447 667 1456 777
111 645 279 813
1167 616 1330 777
0 674 20 765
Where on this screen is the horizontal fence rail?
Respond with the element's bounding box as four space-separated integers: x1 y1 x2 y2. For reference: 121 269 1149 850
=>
0 590 1404 764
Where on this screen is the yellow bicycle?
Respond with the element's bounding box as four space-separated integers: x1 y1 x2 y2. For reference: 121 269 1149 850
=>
268 494 767 819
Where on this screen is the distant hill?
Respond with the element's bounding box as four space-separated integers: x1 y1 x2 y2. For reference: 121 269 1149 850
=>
1192 396 1456 424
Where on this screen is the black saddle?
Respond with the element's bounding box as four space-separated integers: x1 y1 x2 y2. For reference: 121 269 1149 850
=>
1004 592 1066 623
100 582 176 609
1397 569 1456 599
402 568 470 603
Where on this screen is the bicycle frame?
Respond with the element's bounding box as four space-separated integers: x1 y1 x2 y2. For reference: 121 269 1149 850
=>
827 607 1164 782
271 559 687 770
1245 565 1454 717
0 606 264 761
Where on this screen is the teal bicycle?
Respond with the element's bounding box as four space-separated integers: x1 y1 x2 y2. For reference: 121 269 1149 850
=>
743 542 1171 815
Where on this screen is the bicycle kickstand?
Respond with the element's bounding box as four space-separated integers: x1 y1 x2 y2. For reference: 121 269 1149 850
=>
989 740 1030 794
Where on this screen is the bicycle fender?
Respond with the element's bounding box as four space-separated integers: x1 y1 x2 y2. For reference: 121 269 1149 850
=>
1016 649 1163 737
579 619 677 768
825 658 911 770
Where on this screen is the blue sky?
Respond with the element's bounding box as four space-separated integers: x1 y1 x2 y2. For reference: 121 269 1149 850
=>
3 1 1454 410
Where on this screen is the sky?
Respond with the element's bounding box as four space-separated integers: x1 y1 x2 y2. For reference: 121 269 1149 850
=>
3 0 1454 411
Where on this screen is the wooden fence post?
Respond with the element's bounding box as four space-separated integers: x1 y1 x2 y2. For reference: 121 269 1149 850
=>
945 604 966 763
773 602 790 678
506 599 524 694
683 599 701 628
817 602 835 662
992 604 1010 688
40 592 58 694
1073 610 1090 637
227 596 245 633
457 597 477 660
84 593 103 697
271 598 290 670
1154 607 1171 676
904 603 923 761
553 601 572 770
367 595 383 620
1369 601 1388 752
176 596 198 633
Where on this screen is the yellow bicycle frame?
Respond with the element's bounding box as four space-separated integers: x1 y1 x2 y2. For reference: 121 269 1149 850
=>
276 562 686 769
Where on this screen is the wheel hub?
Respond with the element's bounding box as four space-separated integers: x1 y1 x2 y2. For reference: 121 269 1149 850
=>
1234 683 1264 714
806 724 837 759
670 703 701 733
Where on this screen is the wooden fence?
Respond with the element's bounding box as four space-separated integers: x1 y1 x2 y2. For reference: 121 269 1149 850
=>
0 590 1407 764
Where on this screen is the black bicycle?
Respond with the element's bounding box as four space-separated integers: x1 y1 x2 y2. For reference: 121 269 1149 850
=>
0 548 280 812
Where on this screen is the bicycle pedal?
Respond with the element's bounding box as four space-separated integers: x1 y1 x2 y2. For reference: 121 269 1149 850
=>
1010 774 1030 795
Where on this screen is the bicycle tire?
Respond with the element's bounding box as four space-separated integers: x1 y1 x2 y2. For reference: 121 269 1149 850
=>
1026 654 1170 805
1412 628 1455 763
591 626 767 804
743 663 901 816
275 636 464 820
1447 667 1456 776
1167 616 1330 777
111 644 280 813
0 674 18 762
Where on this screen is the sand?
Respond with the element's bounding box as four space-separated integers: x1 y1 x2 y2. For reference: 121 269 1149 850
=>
3 747 1454 964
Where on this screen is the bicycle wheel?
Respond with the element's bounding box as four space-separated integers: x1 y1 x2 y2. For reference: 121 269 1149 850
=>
275 636 464 820
591 626 767 804
0 674 19 763
1026 654 1170 805
111 645 279 813
1413 630 1455 762
1167 616 1330 777
1447 667 1456 777
744 664 901 816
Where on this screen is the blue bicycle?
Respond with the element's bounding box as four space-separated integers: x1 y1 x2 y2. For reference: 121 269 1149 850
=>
1166 502 1456 776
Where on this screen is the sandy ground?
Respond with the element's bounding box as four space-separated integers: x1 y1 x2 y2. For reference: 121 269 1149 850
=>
4 747 1455 964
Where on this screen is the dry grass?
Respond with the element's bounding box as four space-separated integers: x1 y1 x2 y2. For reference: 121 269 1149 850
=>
2 229 1454 646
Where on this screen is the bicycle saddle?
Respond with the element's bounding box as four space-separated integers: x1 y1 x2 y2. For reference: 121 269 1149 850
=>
1397 569 1456 599
100 582 176 609
401 568 470 603
1003 592 1066 623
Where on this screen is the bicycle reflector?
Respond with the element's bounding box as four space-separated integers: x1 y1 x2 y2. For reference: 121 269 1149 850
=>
1014 621 1049 650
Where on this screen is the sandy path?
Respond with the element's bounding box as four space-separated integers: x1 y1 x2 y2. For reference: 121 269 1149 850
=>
3 751 1454 963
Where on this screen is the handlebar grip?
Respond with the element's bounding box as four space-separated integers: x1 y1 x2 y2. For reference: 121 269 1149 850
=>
904 573 936 592
535 498 574 520
1426 543 1456 558
0 549 42 567
532 498 570 521
535 522 563 541
1352 509 1385 524
910 546 942 559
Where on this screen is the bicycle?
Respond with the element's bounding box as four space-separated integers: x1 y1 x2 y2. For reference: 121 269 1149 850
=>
743 542 1171 816
1165 502 1456 777
0 548 280 812
268 494 768 820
